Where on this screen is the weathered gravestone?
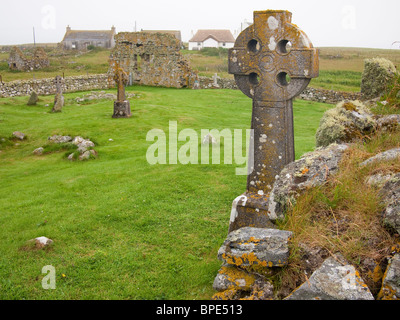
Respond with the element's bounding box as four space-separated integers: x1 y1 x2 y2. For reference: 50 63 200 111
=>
227 10 319 232
112 65 131 118
51 76 64 113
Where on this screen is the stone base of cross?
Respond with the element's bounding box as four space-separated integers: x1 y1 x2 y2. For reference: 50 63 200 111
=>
227 10 319 232
112 100 131 118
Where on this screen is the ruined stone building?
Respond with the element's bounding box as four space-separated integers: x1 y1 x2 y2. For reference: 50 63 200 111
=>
140 30 183 47
61 26 116 50
188 29 235 50
8 46 50 71
108 32 197 88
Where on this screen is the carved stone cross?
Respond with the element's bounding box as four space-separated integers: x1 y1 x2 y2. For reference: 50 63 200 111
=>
112 65 131 118
54 75 63 94
51 75 64 113
228 10 319 232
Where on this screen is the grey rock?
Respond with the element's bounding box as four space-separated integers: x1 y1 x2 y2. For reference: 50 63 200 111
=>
78 150 91 161
376 114 400 131
48 135 72 143
33 147 44 155
365 173 395 188
378 254 400 300
360 148 400 167
379 173 400 234
217 227 292 268
268 143 349 221
12 131 25 140
213 265 256 292
285 255 374 300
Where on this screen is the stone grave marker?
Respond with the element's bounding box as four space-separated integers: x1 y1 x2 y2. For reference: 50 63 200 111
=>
51 75 64 113
112 65 131 118
228 10 319 232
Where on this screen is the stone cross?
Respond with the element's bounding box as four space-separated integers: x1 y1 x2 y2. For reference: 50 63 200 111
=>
112 64 131 118
54 75 63 94
51 75 64 113
228 10 319 232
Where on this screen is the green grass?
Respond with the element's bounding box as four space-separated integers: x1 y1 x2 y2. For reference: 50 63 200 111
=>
0 86 332 299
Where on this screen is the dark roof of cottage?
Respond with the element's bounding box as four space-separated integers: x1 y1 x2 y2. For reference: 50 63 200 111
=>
141 30 182 41
189 30 235 43
62 29 115 42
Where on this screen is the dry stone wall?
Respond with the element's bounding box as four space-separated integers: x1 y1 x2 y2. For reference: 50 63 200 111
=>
0 74 110 98
0 72 361 105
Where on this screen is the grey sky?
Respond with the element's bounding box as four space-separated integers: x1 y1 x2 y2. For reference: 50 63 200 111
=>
1 0 399 49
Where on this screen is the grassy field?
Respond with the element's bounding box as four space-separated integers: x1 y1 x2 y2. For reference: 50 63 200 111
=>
2 46 400 92
0 86 332 299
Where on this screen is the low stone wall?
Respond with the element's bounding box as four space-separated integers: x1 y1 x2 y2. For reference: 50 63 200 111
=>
0 73 362 105
198 76 362 104
0 74 111 98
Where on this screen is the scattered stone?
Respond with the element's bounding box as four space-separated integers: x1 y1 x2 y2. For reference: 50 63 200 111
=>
27 91 39 105
33 147 44 155
378 254 400 300
217 227 293 268
72 136 95 148
12 131 25 140
285 255 374 300
361 57 397 99
202 133 217 145
360 148 400 167
29 236 53 249
315 100 375 147
267 143 349 221
78 150 91 161
48 135 72 143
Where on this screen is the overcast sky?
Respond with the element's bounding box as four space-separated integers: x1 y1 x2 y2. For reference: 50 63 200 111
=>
1 0 399 49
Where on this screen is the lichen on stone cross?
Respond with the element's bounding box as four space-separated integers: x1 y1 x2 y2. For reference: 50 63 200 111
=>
54 75 63 94
227 10 319 232
114 67 129 102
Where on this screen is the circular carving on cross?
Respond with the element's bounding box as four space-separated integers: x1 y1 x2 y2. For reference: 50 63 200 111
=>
228 10 319 102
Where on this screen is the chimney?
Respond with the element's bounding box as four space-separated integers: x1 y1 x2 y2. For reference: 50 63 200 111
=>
66 25 71 32
111 25 116 33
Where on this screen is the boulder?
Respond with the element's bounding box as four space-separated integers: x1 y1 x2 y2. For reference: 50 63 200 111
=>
361 57 397 99
217 227 293 268
378 254 400 300
267 143 349 221
378 173 400 234
285 255 374 300
315 100 375 147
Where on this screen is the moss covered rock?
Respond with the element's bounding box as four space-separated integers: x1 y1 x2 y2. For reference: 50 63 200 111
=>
315 100 375 147
361 57 397 99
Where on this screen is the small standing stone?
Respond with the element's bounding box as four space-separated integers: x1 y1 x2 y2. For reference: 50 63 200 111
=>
27 91 39 105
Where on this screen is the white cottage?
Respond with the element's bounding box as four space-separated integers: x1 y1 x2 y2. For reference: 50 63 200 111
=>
188 30 235 50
